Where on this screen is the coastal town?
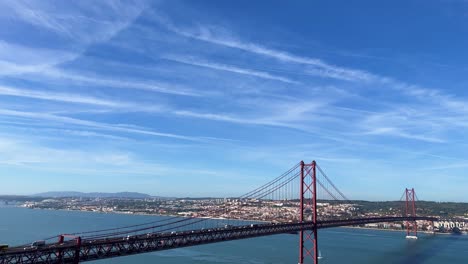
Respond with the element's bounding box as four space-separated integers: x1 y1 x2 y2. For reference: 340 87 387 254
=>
13 196 468 234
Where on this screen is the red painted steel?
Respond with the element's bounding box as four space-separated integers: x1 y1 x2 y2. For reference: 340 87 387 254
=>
299 161 304 263
58 234 82 264
0 216 438 264
405 188 417 237
312 161 318 264
74 236 81 264
57 235 64 263
298 161 318 264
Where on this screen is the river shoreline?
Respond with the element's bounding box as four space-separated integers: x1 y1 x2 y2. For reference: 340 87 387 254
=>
9 206 463 235
2 206 468 264
340 225 453 235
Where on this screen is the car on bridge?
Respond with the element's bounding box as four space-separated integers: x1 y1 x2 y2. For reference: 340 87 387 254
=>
124 235 135 241
31 241 45 248
85 239 97 244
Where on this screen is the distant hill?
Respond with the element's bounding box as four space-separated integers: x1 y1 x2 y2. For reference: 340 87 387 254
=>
32 191 152 199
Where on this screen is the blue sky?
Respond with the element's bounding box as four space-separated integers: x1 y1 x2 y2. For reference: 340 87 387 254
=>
1 0 468 201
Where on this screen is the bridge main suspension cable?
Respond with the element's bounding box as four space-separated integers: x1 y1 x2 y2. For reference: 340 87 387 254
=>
41 162 303 241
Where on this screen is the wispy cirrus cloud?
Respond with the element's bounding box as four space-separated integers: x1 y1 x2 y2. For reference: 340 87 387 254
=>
40 68 204 97
165 55 300 84
0 0 147 43
0 41 77 75
363 127 445 143
2 1 468 199
355 106 452 143
0 136 133 166
0 53 203 97
0 85 135 108
0 40 204 100
0 136 220 180
147 15 468 146
148 14 468 107
150 14 375 83
174 98 335 133
0 109 225 142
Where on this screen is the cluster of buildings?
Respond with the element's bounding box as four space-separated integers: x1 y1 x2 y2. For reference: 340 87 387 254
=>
19 198 360 222
19 197 467 233
434 220 467 232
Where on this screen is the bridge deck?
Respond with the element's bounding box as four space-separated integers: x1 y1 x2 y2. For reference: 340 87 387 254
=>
0 216 437 264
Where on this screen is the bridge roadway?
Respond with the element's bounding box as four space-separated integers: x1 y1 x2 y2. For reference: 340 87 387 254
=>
0 216 437 264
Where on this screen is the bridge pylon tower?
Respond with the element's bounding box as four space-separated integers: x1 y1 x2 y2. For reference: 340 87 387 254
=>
298 160 318 264
405 188 417 239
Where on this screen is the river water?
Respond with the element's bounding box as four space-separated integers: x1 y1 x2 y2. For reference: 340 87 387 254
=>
1 207 467 263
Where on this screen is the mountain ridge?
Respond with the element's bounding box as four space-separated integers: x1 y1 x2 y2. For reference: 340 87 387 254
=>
32 191 152 199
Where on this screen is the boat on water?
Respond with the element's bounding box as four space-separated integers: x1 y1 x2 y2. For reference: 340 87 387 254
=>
405 235 418 239
318 250 323 259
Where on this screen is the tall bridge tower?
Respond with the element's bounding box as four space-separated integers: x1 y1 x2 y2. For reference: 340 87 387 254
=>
405 188 418 239
298 161 318 264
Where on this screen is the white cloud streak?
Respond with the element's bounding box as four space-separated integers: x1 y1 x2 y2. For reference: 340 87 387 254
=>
363 127 445 143
173 98 333 133
0 109 221 142
165 56 300 84
0 49 203 97
151 15 376 82
0 41 78 75
2 6 467 147
0 85 131 107
153 18 468 145
42 68 203 97
0 0 146 43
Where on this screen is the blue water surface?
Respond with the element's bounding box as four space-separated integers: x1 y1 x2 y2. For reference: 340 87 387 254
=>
1 207 467 263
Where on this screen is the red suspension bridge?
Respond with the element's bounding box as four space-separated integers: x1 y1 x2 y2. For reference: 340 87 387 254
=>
0 161 437 264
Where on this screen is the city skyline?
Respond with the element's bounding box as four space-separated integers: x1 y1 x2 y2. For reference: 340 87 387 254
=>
1 1 468 201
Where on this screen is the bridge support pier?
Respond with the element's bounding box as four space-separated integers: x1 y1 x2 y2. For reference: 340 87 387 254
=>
58 235 64 263
298 161 318 264
74 236 81 264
